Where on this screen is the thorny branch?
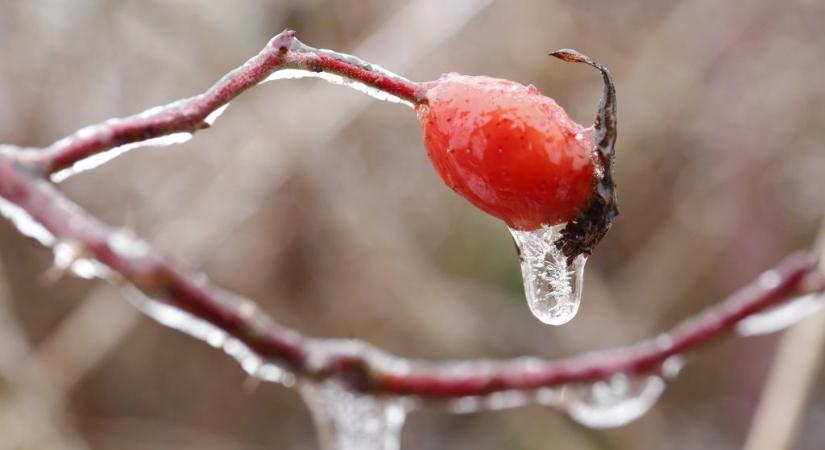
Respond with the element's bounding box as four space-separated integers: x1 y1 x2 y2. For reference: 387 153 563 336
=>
1 30 824 401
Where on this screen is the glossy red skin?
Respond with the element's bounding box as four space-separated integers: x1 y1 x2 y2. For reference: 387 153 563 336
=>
417 73 596 230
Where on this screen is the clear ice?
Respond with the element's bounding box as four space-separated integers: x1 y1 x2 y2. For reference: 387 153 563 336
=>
509 225 587 325
737 292 824 336
300 381 408 450
52 241 110 279
446 356 682 428
564 372 667 428
263 69 413 107
0 197 56 246
51 131 193 183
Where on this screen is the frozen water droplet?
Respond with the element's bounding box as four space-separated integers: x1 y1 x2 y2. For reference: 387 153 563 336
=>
448 390 531 414
108 229 151 259
52 241 79 269
737 293 824 336
52 241 110 279
565 373 666 428
483 390 531 410
449 395 484 414
51 132 193 182
757 269 782 290
510 225 586 325
300 381 408 450
0 197 55 246
660 355 685 379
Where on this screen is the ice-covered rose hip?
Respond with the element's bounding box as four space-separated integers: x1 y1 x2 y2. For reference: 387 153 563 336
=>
415 50 618 326
417 73 595 230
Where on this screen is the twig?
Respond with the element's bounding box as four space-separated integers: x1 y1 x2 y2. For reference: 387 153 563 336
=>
0 31 823 402
0 150 823 397
27 29 426 177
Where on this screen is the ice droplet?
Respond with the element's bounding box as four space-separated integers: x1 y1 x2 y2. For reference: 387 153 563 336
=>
108 229 151 259
51 132 193 183
0 197 55 246
52 241 110 279
565 372 666 428
509 225 587 325
300 381 408 450
736 293 824 336
446 357 679 427
263 69 413 107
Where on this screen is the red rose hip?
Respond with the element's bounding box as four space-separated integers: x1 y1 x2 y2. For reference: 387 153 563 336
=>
414 50 618 326
417 73 596 231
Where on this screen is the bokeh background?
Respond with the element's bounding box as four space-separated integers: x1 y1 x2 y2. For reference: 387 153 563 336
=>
1 1 824 449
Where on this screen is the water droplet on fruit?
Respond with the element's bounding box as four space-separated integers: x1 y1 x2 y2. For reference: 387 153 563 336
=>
509 225 586 325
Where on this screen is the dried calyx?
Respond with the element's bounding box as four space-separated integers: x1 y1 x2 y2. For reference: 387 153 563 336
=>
550 49 619 263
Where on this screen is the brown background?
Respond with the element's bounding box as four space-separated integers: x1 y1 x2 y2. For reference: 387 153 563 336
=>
1 1 824 449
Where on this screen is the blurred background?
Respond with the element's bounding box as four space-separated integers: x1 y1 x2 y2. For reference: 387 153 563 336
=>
1 0 824 449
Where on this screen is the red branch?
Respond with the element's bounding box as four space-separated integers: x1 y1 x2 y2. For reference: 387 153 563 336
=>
0 31 823 400
29 30 426 177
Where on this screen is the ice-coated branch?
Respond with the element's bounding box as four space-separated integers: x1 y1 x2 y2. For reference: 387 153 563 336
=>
27 29 426 178
0 150 823 398
1 31 823 415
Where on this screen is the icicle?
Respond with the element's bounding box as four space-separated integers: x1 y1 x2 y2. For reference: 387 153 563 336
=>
737 293 824 336
509 225 587 325
564 372 666 428
203 103 230 126
445 354 682 427
300 381 408 450
262 69 413 107
51 132 193 182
